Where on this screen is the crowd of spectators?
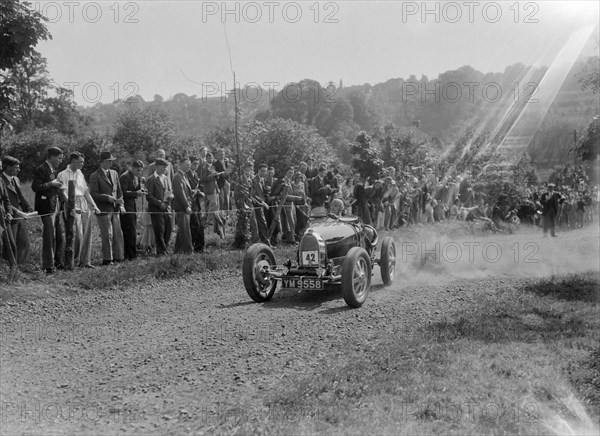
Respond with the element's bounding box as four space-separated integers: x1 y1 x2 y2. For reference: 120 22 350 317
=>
1 147 598 271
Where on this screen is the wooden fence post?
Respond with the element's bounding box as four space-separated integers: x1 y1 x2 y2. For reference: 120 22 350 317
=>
64 180 76 270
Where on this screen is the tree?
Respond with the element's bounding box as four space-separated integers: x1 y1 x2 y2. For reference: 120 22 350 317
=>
1 52 88 135
347 90 375 130
0 1 50 70
3 51 50 131
572 116 600 161
578 55 600 94
378 124 440 174
0 0 50 136
246 118 334 176
113 106 175 159
472 151 538 214
351 132 384 181
36 86 91 135
573 54 600 162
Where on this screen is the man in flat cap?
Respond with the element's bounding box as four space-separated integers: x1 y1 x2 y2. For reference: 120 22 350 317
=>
146 158 173 255
2 156 33 265
540 182 563 237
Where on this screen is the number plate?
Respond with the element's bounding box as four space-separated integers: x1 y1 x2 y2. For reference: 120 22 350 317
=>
301 250 318 266
282 278 324 290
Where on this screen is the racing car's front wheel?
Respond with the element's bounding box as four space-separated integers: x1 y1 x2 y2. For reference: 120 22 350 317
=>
380 236 396 286
341 247 371 308
243 243 277 302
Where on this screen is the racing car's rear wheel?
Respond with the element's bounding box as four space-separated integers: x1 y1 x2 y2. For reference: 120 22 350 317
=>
380 236 396 286
243 243 277 302
341 247 371 308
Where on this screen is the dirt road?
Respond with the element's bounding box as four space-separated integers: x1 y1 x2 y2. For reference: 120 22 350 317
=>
1 225 598 435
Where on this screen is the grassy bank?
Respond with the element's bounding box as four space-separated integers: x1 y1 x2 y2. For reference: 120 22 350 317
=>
257 271 600 435
0 240 297 303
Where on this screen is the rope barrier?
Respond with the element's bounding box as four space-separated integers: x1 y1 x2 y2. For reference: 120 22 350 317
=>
7 203 309 221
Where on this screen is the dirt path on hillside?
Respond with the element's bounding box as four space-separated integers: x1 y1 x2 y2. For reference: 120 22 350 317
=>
1 226 598 435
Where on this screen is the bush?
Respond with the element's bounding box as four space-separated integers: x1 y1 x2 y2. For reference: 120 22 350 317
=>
246 118 335 176
1 128 108 180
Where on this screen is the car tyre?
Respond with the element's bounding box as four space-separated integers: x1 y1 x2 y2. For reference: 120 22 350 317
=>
243 243 277 302
341 247 371 308
380 236 396 286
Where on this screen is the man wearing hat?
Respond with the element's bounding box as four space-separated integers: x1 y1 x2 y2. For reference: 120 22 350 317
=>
172 157 194 254
540 182 562 237
146 158 173 255
2 156 33 265
90 151 126 265
119 160 145 260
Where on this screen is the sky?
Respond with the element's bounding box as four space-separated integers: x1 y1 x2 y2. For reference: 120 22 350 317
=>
32 0 600 106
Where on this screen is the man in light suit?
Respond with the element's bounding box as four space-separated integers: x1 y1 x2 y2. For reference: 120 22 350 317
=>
146 158 173 255
32 147 65 273
172 157 194 254
56 152 101 269
89 151 125 265
1 156 33 265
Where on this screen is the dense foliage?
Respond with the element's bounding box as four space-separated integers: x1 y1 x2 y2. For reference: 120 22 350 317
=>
0 0 50 132
351 132 384 181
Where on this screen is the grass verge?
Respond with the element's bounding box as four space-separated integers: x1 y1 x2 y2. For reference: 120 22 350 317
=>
243 271 600 435
0 241 297 302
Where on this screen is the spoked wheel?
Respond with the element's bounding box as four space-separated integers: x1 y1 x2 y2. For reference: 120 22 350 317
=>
341 247 371 308
380 236 396 286
242 243 277 302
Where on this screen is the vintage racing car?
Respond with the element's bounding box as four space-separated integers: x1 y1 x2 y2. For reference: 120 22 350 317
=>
242 208 397 308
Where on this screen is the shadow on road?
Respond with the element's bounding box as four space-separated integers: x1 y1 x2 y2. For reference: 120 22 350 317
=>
218 300 256 309
240 282 392 312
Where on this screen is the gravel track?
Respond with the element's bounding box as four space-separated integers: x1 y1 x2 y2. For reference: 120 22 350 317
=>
1 225 598 435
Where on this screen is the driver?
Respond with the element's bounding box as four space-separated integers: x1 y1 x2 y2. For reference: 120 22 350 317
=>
329 198 345 218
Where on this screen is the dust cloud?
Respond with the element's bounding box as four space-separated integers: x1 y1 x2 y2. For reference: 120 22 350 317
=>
390 225 599 286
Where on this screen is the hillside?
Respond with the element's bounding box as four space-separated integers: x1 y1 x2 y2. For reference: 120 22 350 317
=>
79 59 598 169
